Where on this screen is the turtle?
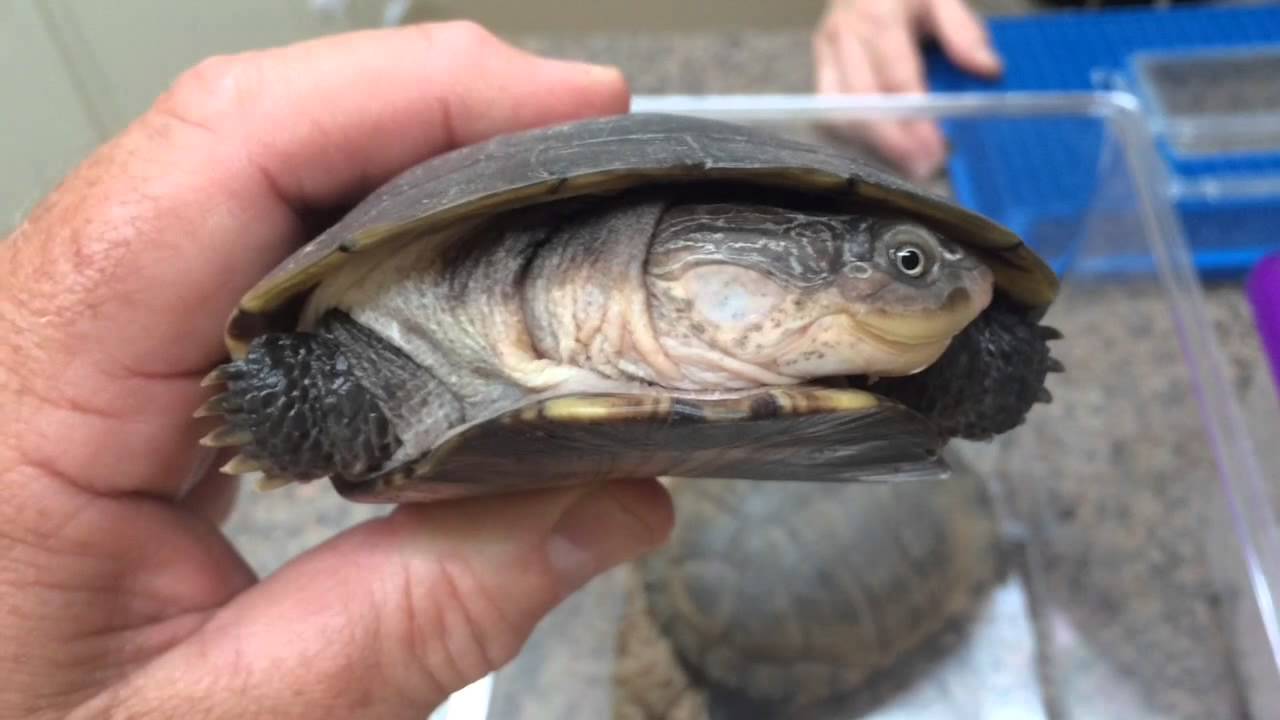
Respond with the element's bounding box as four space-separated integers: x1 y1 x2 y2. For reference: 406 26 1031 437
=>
630 455 1009 719
194 112 1063 502
484 451 1016 720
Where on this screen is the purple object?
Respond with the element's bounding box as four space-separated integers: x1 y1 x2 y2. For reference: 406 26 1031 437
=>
1249 254 1280 393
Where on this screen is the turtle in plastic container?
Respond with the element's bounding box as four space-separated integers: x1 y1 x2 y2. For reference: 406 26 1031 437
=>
195 112 1063 502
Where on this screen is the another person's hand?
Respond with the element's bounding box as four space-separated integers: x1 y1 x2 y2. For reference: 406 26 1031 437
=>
0 21 672 719
813 0 1004 179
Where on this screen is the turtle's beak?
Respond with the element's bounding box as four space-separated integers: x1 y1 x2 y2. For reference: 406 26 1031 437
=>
857 286 988 348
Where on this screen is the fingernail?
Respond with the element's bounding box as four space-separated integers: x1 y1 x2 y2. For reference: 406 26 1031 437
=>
977 47 1004 74
894 122 943 179
546 479 672 591
585 62 622 77
902 150 941 181
910 155 943 180
564 60 627 85
561 61 630 109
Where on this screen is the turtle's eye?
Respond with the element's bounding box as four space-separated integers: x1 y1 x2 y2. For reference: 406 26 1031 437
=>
892 244 929 278
876 223 940 280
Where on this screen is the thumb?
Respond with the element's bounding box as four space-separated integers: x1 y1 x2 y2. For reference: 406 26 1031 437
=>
109 478 673 719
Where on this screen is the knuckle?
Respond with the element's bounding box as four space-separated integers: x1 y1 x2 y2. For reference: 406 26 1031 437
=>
154 52 258 131
825 15 864 47
856 1 899 29
814 4 842 40
389 553 526 704
812 24 834 49
423 19 501 52
436 556 523 670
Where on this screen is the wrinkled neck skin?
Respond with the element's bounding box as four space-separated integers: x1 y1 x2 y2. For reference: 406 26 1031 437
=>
521 197 993 392
301 195 993 423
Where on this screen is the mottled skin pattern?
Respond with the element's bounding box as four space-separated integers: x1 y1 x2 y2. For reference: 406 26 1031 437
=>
634 468 1004 719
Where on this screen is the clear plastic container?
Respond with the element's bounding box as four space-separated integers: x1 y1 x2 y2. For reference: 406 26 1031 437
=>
1120 45 1280 280
431 92 1280 720
1131 44 1280 159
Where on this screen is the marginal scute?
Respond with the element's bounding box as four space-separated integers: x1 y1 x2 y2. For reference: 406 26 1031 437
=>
534 393 674 424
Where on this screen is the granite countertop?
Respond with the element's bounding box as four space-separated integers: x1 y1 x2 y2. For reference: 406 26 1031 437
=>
222 28 1279 720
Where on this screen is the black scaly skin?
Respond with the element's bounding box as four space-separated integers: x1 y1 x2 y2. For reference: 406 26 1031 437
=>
860 293 1063 441
216 310 406 482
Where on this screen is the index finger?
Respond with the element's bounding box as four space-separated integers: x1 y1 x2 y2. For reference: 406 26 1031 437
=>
923 0 1003 78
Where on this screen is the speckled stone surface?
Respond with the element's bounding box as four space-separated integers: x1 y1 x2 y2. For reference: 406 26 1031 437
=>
221 25 1279 720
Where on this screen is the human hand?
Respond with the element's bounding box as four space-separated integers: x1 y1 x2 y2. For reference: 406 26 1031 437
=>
813 0 1004 179
0 21 672 720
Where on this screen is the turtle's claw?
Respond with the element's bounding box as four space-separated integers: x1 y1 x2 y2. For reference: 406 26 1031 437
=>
220 454 265 475
200 362 248 387
1046 357 1065 373
1036 388 1053 404
201 366 228 387
256 475 296 492
1037 325 1064 341
200 425 252 448
194 393 236 418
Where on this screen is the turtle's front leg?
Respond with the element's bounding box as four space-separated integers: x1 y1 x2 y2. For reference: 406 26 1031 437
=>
196 310 434 486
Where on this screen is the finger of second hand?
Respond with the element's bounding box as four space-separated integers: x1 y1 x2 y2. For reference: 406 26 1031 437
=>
816 21 937 180
898 119 948 180
858 5 928 97
824 16 880 98
848 7 949 179
923 0 1004 78
861 118 942 181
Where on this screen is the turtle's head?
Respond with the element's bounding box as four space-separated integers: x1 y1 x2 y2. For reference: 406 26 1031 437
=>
826 219 994 375
644 204 993 388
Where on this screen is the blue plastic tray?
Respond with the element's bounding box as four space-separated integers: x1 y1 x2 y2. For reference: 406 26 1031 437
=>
925 4 1280 280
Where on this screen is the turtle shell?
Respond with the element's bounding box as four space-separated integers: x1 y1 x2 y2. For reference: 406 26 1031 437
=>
209 112 1061 502
224 112 1058 359
637 455 1005 713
